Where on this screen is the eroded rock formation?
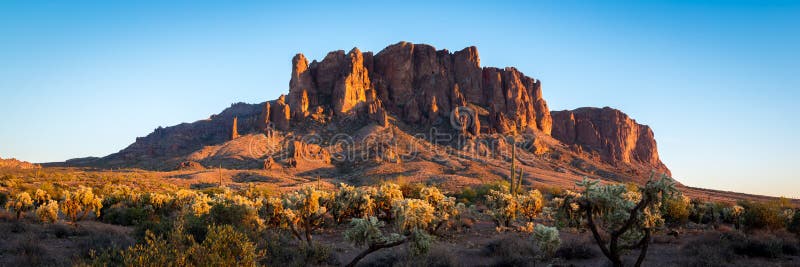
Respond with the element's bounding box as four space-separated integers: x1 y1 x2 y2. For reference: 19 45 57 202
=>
551 107 670 175
288 41 552 134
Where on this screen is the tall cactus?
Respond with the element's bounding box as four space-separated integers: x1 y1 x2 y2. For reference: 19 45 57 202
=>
509 137 524 196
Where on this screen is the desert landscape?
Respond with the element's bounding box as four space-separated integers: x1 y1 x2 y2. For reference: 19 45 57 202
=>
2 2 799 267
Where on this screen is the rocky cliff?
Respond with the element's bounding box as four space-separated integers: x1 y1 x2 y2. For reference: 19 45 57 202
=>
287 42 552 135
551 107 670 176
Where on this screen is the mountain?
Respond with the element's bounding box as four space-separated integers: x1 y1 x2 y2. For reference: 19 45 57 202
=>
65 42 670 187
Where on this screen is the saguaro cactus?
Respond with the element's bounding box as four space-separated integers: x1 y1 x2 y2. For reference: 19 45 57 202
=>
509 137 524 196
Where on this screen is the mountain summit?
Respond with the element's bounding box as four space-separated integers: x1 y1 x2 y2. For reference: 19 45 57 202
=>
72 42 670 186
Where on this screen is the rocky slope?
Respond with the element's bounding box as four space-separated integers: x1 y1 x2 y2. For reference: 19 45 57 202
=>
0 157 40 169
68 42 671 186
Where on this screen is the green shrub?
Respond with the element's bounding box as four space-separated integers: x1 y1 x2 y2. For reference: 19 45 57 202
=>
0 191 8 207
741 201 784 230
789 210 800 235
101 206 149 226
663 195 690 224
119 224 258 266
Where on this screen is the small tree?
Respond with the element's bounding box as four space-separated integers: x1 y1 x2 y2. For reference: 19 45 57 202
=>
36 199 60 223
5 192 34 220
61 186 103 223
572 174 677 267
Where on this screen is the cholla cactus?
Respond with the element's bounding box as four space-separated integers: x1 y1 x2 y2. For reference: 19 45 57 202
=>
104 185 141 207
282 186 330 244
144 192 174 210
5 192 34 220
375 183 403 220
259 197 286 228
519 189 544 222
392 198 435 232
550 190 584 228
722 204 744 228
33 189 50 206
573 173 677 267
190 193 212 216
174 189 198 206
419 186 459 233
330 183 375 223
343 216 406 267
36 200 59 223
61 186 103 222
485 189 518 228
532 224 561 259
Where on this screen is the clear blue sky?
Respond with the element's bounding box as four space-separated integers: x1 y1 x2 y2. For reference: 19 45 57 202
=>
1 0 798 197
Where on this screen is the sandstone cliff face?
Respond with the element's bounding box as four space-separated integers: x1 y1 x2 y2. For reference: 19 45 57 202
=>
288 41 552 135
551 107 670 175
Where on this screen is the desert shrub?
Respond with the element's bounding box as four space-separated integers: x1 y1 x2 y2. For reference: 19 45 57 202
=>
518 189 544 222
358 245 459 267
13 237 48 266
133 217 174 241
61 186 103 222
0 191 8 207
455 181 509 205
483 235 537 266
663 195 690 224
193 225 258 266
484 188 517 228
101 206 149 226
118 224 257 266
50 222 73 238
532 224 560 259
789 210 800 236
35 199 59 223
555 237 597 260
398 182 424 199
5 192 34 220
740 200 784 230
259 230 338 266
721 204 744 227
679 232 737 267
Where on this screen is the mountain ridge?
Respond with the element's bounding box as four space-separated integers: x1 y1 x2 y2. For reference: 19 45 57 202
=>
57 42 671 187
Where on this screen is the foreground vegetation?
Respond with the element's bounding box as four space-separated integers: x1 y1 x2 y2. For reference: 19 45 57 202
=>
1 168 799 266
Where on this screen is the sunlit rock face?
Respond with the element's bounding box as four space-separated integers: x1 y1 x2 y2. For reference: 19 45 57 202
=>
551 107 670 176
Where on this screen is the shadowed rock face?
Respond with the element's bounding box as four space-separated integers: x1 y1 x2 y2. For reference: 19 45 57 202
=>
288 41 552 135
551 107 670 176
